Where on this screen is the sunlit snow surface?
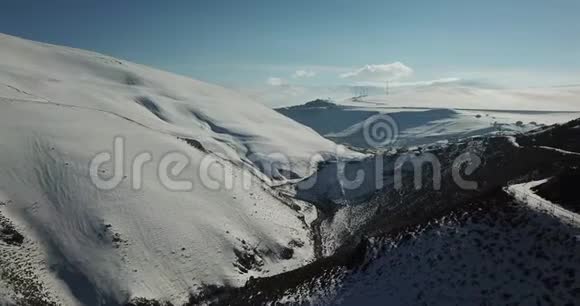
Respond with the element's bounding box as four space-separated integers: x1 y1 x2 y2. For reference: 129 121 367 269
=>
0 33 359 304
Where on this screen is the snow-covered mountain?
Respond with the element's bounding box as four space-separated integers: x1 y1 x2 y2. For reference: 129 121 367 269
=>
0 33 361 182
0 33 361 305
277 99 580 149
2 32 580 306
199 118 580 306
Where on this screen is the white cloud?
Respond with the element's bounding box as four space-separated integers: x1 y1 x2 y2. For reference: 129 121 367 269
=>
266 77 287 86
340 62 413 82
292 70 317 78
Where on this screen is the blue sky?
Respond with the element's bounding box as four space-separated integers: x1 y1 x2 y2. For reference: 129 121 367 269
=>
2 0 580 89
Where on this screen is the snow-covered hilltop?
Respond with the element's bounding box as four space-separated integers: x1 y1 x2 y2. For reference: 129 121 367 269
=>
0 33 359 305
0 33 359 182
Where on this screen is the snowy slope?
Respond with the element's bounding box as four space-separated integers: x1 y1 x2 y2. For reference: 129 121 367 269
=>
507 179 580 224
0 33 358 182
0 33 360 304
278 100 580 149
274 189 580 306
